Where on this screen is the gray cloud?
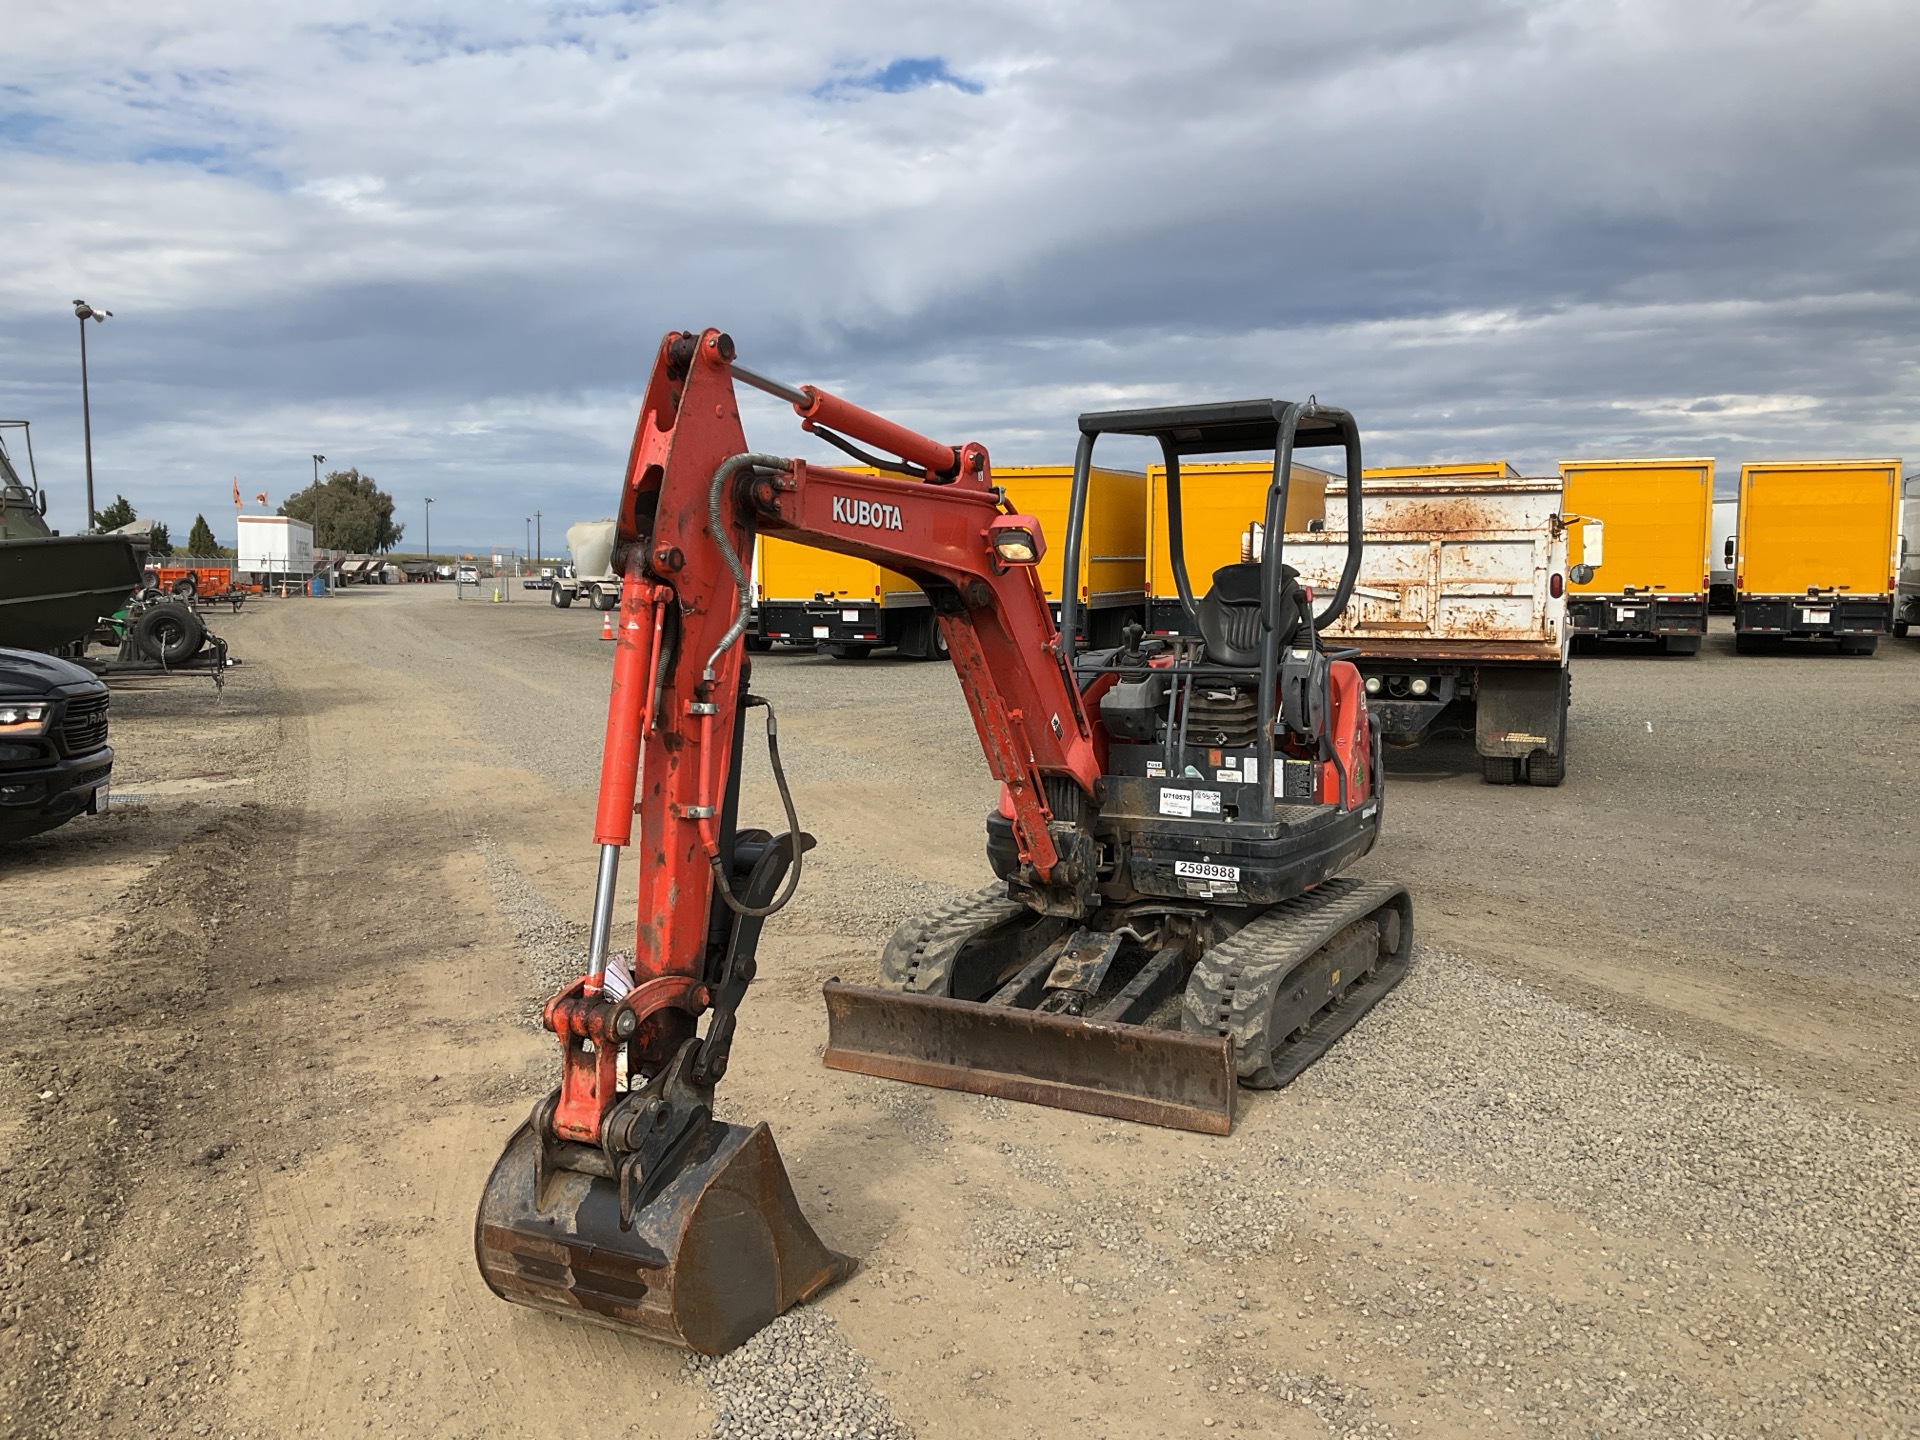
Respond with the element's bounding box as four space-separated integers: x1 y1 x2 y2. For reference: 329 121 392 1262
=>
2 0 1915 545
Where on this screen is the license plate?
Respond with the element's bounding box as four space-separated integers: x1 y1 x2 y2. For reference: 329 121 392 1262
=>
842 609 860 621
91 782 109 816
1801 609 1831 625
1174 860 1239 883
1613 606 1641 623
811 625 830 638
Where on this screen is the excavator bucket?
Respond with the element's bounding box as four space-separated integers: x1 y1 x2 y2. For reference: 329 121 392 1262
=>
822 981 1238 1134
475 1116 855 1355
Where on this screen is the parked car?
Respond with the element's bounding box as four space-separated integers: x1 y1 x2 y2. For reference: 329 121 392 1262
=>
0 647 113 841
456 564 480 586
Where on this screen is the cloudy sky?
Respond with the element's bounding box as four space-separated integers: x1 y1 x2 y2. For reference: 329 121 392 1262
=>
3 0 1916 551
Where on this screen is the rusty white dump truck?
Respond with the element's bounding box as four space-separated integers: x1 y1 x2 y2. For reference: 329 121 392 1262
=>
1277 465 1595 787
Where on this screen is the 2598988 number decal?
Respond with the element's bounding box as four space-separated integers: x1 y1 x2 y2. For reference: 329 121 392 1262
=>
1174 860 1240 883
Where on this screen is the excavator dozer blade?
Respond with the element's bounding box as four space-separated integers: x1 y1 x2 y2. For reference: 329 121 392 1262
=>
822 981 1236 1135
475 1117 855 1355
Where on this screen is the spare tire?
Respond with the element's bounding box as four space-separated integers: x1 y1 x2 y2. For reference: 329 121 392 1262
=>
133 602 206 666
170 575 198 598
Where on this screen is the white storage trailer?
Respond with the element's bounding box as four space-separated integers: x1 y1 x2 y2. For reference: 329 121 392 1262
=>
237 515 314 579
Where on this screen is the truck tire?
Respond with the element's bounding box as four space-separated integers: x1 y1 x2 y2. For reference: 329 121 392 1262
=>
1896 619 1910 638
1734 633 1762 655
550 585 570 608
133 602 205 666
170 575 198 598
823 643 873 660
1481 756 1521 785
1526 670 1570 787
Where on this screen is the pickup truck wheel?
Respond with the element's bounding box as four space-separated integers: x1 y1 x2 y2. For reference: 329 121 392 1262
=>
134 603 205 665
1480 756 1521 785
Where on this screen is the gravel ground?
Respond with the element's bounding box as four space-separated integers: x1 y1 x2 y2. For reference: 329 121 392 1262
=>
7 589 1917 1440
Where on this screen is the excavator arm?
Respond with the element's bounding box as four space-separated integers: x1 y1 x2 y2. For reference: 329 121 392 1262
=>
476 327 1109 1352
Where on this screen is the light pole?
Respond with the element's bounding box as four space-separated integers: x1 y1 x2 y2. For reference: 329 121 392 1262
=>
73 300 111 529
313 454 325 487
424 497 434 564
525 517 532 573
535 509 542 566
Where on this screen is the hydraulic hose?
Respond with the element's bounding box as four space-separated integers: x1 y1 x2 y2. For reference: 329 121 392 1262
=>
708 696 804 919
703 451 792 678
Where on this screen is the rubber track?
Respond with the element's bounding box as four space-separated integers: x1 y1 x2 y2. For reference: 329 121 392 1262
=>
1182 877 1411 1085
878 884 1026 995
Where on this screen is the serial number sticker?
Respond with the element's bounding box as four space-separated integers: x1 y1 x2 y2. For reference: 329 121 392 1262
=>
1158 788 1193 817
842 609 861 621
1193 790 1222 815
1801 609 1831 625
1215 769 1240 784
811 626 831 638
1175 860 1240 882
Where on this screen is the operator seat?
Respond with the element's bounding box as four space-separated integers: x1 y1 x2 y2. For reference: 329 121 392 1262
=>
1194 561 1303 666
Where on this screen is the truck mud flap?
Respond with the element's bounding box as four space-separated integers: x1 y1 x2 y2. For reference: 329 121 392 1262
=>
822 981 1236 1135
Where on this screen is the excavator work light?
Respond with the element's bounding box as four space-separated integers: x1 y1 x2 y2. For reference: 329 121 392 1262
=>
988 515 1045 568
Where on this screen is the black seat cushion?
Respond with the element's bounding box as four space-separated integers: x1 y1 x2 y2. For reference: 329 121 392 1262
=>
1194 562 1302 666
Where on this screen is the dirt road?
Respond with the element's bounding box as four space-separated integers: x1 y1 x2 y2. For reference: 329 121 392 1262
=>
2 586 1914 1439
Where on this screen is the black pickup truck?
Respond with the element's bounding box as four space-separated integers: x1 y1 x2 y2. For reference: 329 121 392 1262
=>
0 648 112 841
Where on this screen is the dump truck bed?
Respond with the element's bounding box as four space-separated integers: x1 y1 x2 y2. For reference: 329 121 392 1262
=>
1284 476 1569 663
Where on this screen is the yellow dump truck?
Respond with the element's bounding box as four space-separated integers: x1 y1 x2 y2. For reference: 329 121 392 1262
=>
1734 459 1902 655
755 464 1146 658
1557 457 1714 654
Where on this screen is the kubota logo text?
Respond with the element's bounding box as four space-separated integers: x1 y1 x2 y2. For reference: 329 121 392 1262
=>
831 495 904 531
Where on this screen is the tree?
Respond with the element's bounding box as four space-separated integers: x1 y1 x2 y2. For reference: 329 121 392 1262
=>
149 522 173 557
94 495 135 531
278 468 404 552
186 514 220 556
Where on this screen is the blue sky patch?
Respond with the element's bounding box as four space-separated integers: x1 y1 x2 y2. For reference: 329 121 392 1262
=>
816 56 983 100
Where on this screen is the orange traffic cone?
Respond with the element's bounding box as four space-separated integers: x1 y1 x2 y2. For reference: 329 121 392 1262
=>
601 611 615 641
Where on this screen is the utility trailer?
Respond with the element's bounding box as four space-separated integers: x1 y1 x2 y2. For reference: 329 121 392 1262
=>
1282 473 1588 786
1558 457 1713 653
757 463 1148 657
1734 460 1901 655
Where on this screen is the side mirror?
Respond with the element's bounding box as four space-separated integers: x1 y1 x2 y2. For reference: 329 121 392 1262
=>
35 491 46 516
1724 538 1735 567
1570 564 1595 585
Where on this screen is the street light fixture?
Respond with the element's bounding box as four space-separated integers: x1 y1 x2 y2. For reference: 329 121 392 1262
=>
313 454 325 487
73 300 111 530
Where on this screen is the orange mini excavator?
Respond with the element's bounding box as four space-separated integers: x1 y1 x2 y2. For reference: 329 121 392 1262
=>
475 328 1411 1353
